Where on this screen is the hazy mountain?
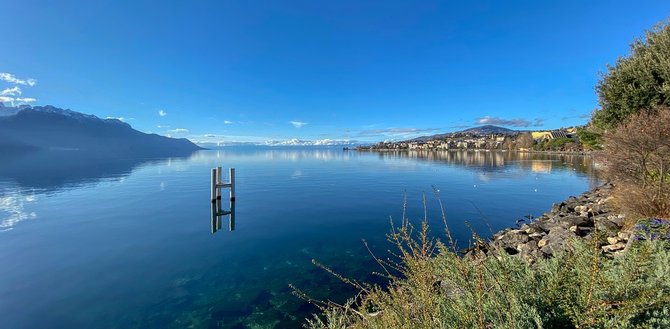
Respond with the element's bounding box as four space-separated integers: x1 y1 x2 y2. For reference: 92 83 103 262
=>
410 125 519 142
0 104 202 157
458 125 518 135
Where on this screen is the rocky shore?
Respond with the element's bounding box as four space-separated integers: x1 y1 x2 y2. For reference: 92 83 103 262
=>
484 183 631 262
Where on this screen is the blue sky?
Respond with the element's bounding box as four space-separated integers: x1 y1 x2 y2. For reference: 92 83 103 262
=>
1 1 669 144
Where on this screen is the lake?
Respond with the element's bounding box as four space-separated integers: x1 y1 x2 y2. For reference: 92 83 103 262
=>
0 148 599 328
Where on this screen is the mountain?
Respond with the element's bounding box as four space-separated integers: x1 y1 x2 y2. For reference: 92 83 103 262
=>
410 125 519 142
458 125 518 135
0 104 202 157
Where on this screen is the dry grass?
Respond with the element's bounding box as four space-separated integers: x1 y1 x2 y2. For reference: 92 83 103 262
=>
604 106 670 223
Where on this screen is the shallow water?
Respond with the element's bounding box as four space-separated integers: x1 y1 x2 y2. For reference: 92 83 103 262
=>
0 148 598 328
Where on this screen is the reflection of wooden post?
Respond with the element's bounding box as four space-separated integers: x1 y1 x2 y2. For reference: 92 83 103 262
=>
229 168 236 202
211 200 218 233
229 200 235 231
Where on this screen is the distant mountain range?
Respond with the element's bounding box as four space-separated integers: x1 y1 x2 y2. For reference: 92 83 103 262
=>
410 125 519 142
0 103 202 157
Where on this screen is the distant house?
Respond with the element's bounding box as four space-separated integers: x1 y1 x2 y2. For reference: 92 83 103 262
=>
532 131 553 141
551 130 568 139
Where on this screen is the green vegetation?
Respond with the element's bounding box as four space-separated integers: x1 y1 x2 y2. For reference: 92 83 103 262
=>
576 128 602 150
300 221 670 329
593 19 670 130
532 137 576 151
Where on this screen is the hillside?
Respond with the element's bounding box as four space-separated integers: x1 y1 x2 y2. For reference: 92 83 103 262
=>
0 104 202 157
410 125 518 142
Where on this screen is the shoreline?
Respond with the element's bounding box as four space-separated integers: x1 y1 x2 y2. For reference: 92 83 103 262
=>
481 182 630 262
355 148 597 156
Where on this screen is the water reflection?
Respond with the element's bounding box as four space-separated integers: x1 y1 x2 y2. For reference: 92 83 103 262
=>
211 199 235 233
0 150 196 192
370 149 598 178
0 192 38 232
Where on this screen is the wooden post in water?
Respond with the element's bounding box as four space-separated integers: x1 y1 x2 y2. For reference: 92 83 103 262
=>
211 168 218 202
216 166 223 200
210 167 236 233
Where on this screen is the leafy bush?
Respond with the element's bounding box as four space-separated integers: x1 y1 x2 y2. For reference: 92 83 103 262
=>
531 137 578 151
576 128 603 150
604 107 670 221
593 19 670 130
300 220 670 329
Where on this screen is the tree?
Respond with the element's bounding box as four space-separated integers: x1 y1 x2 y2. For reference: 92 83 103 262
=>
593 19 670 130
576 128 602 150
605 106 670 219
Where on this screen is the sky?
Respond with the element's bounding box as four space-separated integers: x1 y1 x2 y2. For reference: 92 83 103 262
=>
1 0 669 144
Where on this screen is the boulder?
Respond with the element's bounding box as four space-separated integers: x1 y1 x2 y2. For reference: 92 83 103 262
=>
595 218 620 236
607 214 626 228
539 227 575 257
602 242 626 253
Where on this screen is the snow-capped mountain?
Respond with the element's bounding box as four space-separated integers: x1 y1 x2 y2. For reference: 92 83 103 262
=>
0 104 202 156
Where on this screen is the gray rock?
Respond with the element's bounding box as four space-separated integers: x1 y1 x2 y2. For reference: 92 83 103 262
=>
595 218 620 236
607 214 626 227
602 242 626 253
539 227 575 257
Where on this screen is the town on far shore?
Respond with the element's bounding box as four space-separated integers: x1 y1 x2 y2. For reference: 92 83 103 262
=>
357 124 589 152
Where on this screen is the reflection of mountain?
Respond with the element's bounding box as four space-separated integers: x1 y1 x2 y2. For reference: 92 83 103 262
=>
0 150 191 192
0 104 201 156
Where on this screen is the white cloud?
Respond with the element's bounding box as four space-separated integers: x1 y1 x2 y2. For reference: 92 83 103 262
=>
15 97 36 103
0 86 21 96
157 125 170 128
0 73 36 86
475 116 544 127
224 120 232 124
0 96 14 103
158 109 167 117
106 116 125 121
168 128 189 133
290 120 308 128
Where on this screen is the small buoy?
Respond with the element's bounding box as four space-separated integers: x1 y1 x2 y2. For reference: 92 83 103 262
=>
534 188 538 192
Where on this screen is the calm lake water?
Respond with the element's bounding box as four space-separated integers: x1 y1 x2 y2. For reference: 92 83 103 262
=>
0 148 598 328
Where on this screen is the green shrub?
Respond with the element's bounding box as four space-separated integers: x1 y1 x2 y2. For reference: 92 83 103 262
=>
576 128 603 150
301 221 670 329
593 19 670 130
